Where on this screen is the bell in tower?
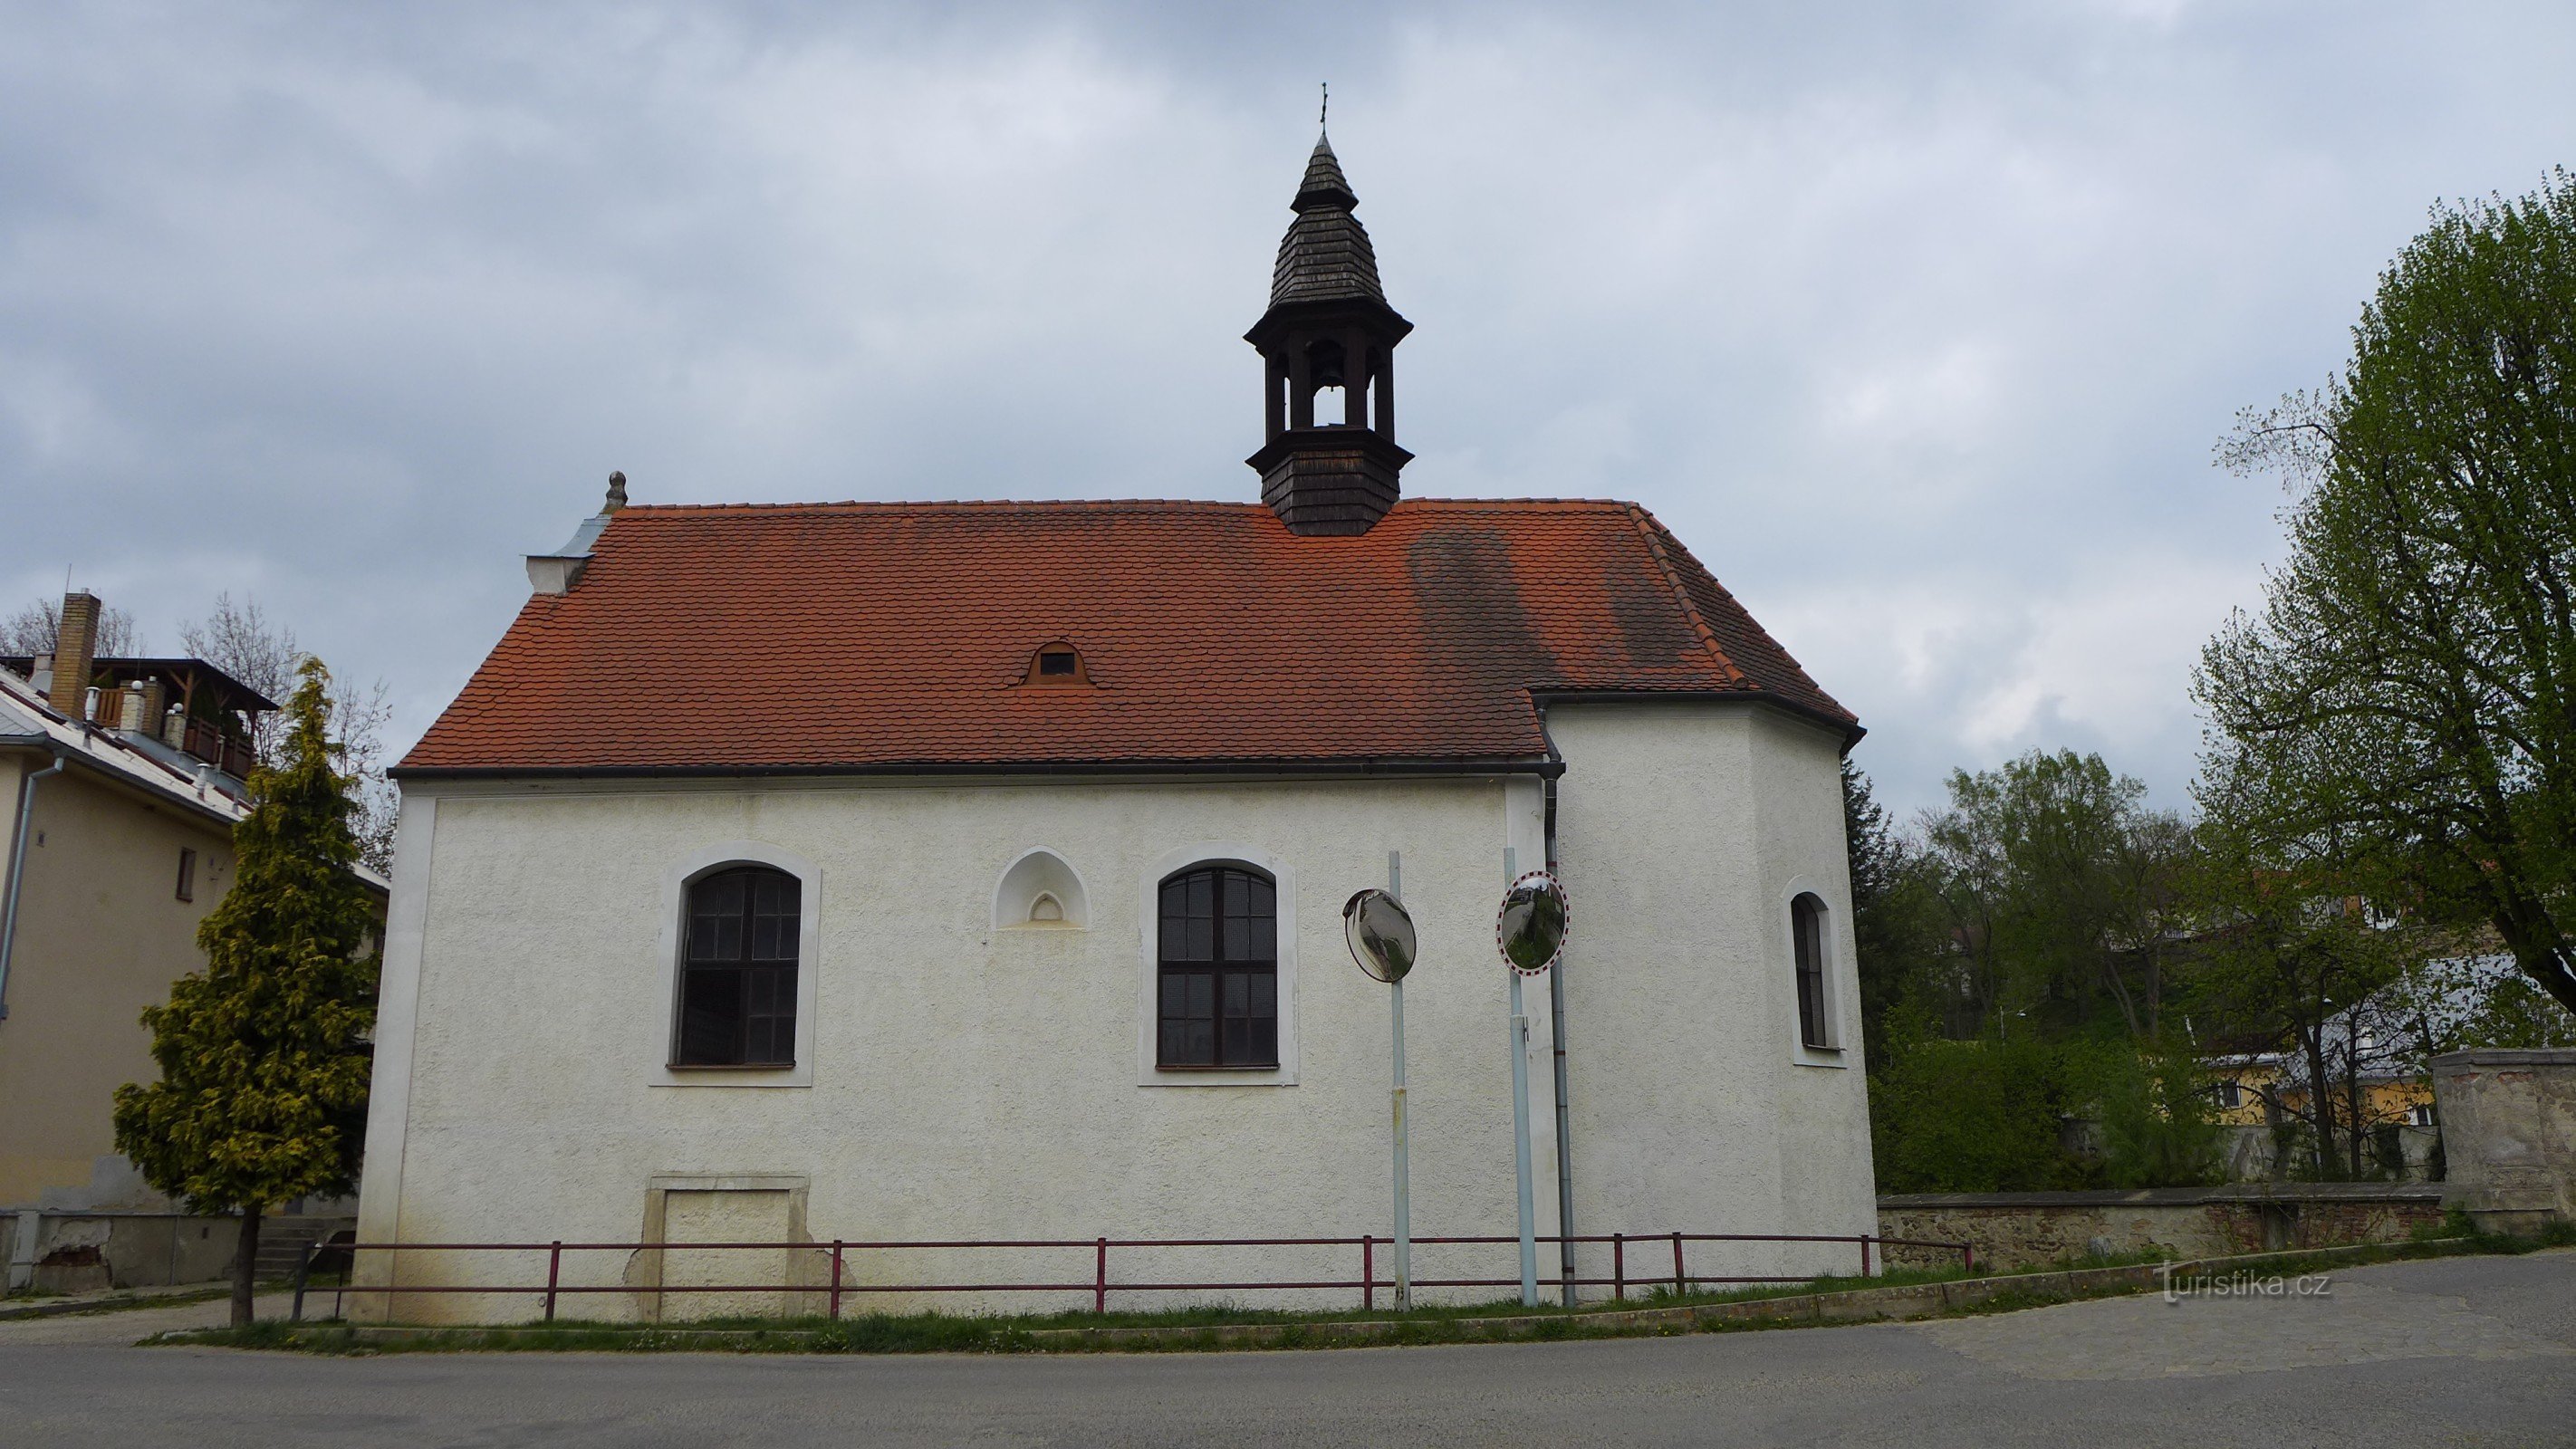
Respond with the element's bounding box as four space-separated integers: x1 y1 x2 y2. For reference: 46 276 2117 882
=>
1245 130 1414 535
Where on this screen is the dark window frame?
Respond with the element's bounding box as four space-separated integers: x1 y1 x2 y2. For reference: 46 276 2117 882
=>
1792 891 1833 1051
175 847 197 903
672 864 802 1069
1156 863 1280 1070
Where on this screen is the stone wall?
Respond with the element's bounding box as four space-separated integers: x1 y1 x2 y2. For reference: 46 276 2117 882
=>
5 1211 238 1292
2431 1048 2576 1233
1875 1184 2445 1272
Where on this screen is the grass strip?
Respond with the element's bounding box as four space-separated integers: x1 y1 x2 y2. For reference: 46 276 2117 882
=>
144 1228 2562 1357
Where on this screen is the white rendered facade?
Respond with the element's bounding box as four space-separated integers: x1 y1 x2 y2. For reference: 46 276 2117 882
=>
354 700 1871 1321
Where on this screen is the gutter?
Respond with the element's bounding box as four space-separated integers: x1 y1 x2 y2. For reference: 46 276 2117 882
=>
0 744 67 1022
392 753 1569 784
1530 689 1865 752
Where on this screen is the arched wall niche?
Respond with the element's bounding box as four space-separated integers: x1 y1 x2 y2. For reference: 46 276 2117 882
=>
995 848 1090 930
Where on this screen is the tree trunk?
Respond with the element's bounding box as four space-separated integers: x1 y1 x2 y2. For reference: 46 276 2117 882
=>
2302 1025 2337 1180
231 1204 262 1329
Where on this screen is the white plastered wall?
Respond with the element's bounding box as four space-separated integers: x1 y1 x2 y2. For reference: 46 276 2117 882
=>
355 721 1872 1322
1545 703 1878 1291
357 774 1567 1320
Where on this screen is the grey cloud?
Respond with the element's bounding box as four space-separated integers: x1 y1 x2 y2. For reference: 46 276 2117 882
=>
6 2 2571 817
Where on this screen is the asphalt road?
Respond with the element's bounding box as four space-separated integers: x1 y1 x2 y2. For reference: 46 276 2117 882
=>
2 1252 2570 1448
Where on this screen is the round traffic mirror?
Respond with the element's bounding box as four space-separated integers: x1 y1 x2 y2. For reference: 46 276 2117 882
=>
1343 888 1418 984
1495 871 1569 976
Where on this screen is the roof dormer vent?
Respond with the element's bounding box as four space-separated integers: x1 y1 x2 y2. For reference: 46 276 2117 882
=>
1021 642 1091 687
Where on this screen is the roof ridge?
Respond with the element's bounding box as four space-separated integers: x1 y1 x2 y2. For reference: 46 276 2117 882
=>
611 495 1647 516
1623 503 1751 688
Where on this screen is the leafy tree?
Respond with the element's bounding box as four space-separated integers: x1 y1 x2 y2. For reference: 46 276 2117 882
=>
111 659 379 1326
2180 820 2427 1179
1920 750 2191 1041
1842 760 1950 1070
2198 169 2576 1016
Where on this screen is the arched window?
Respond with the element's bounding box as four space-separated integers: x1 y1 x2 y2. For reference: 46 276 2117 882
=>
1792 892 1832 1050
677 866 802 1067
1158 864 1277 1069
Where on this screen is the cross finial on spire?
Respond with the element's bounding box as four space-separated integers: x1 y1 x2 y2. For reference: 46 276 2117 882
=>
1320 82 1328 129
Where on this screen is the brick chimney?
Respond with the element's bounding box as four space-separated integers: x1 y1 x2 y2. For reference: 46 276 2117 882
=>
48 591 100 720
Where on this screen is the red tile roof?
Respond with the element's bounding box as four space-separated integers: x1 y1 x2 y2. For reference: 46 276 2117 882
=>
398 498 1854 777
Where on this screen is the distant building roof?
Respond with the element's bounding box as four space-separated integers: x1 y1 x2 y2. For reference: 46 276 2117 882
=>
0 666 254 830
398 496 1856 779
0 657 280 715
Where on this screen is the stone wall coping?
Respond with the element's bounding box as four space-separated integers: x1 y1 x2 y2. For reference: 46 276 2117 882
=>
1876 1183 2444 1209
2430 1048 2576 1070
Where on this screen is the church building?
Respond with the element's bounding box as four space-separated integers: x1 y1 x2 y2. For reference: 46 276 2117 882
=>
355 131 1875 1320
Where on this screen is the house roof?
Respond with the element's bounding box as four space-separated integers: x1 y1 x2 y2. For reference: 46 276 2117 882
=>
0 666 254 829
399 497 1853 779
0 656 279 714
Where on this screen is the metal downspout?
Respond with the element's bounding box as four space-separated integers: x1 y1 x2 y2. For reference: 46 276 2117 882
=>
0 751 68 1021
1541 722 1575 1305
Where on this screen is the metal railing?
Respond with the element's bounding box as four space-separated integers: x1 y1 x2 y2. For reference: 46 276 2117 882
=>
293 1230 1975 1323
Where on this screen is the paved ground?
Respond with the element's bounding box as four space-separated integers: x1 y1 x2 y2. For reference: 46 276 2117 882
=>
1 1252 2570 1447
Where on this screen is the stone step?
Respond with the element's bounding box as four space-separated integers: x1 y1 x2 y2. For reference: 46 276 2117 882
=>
250 1217 356 1278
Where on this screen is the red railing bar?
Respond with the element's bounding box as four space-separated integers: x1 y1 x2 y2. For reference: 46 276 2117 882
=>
333 1272 1826 1297
332 1231 1969 1253
321 1227 1975 1317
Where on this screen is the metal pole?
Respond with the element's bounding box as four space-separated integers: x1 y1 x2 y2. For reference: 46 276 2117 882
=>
1093 1237 1108 1314
1613 1233 1626 1300
292 1239 312 1323
1505 847 1537 1308
1671 1232 1685 1296
1387 850 1412 1314
1362 1233 1374 1311
830 1241 843 1319
543 1241 562 1322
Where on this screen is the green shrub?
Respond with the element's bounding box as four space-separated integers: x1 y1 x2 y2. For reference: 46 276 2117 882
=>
2081 1041 2225 1188
1870 1027 2091 1192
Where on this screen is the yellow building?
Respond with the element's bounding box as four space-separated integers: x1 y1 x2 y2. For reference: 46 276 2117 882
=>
2208 1053 2437 1130
1 591 368 1222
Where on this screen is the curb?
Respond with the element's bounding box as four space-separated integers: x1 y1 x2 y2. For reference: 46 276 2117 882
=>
0 1285 233 1322
256 1238 2476 1354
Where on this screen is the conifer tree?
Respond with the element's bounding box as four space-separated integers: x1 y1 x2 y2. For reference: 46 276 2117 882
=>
112 658 379 1326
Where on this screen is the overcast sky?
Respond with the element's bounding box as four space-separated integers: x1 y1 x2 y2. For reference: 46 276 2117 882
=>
6 3 2571 820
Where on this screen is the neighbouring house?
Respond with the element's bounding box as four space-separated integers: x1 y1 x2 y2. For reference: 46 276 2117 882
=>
0 591 384 1292
2207 1028 2439 1182
356 132 1877 1322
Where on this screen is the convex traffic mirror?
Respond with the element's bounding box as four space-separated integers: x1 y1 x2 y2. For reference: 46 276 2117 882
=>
1495 871 1569 976
1342 888 1418 984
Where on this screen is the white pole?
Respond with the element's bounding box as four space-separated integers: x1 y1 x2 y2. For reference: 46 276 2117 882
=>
1505 848 1537 1307
1389 850 1411 1312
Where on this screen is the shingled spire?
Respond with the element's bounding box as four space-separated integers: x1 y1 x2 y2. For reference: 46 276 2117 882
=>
1246 130 1413 536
